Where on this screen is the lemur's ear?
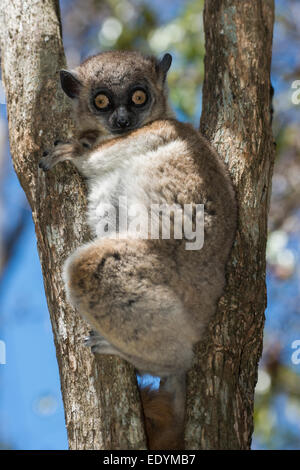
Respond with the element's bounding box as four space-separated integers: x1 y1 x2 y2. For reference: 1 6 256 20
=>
60 70 82 99
156 53 172 82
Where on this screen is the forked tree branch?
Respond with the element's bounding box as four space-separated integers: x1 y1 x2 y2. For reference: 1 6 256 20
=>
185 0 275 449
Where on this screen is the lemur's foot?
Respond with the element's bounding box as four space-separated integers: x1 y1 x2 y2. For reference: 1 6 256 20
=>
84 329 107 347
84 330 119 356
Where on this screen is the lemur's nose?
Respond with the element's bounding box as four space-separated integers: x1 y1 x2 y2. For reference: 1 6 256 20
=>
116 107 130 128
116 116 130 128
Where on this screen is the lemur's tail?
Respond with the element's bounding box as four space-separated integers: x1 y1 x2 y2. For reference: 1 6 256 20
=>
140 375 186 450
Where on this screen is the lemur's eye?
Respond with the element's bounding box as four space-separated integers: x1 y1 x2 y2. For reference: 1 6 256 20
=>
131 89 147 106
94 93 110 110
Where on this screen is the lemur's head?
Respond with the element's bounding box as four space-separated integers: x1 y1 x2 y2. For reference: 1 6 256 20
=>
60 51 173 136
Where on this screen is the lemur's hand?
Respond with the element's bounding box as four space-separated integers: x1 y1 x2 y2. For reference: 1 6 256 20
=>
39 139 85 172
39 130 99 172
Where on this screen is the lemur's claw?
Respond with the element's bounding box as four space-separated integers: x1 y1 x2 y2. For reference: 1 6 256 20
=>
84 330 105 347
38 160 49 171
39 151 51 171
39 149 53 171
84 330 112 355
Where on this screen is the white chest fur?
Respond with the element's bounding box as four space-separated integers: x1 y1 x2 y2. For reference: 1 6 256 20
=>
86 166 145 238
75 136 186 241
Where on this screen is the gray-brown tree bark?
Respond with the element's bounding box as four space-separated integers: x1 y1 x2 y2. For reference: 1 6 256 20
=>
186 0 275 449
0 0 275 450
0 0 146 450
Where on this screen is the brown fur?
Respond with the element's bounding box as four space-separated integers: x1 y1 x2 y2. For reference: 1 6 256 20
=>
141 387 184 450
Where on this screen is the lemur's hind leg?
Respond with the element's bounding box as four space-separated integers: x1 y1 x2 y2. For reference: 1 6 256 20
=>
63 238 196 376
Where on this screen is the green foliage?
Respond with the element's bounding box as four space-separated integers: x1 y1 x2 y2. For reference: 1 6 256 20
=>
109 0 205 117
70 0 205 118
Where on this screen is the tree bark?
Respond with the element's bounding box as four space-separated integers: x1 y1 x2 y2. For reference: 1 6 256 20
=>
0 0 146 450
0 0 275 451
185 0 275 449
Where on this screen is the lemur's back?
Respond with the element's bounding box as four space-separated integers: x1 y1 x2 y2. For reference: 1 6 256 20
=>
135 119 237 336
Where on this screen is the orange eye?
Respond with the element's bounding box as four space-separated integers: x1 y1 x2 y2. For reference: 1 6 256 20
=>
94 93 110 110
132 90 147 106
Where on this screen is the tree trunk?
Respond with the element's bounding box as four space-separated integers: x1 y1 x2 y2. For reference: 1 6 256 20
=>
0 0 146 450
0 0 275 450
185 0 275 449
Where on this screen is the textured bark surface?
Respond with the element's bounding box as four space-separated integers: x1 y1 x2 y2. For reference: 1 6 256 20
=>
185 0 275 449
0 0 146 450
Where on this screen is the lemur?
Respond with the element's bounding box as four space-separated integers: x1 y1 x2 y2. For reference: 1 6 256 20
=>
39 51 237 449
